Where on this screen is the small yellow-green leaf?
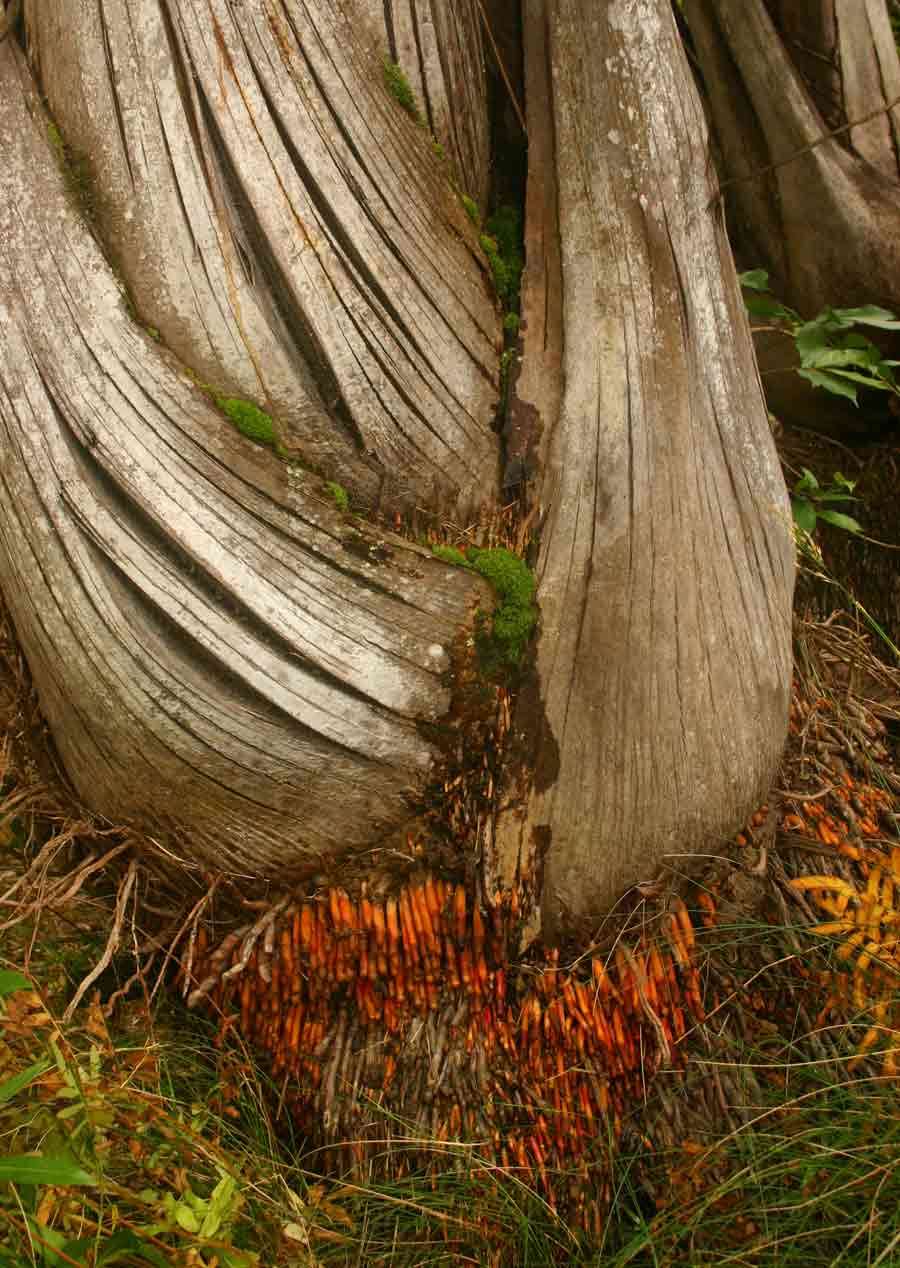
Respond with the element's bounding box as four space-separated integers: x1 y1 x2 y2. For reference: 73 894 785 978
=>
173 1202 201 1234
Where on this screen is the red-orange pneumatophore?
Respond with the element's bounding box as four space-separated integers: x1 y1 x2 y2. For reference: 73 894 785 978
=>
188 877 712 1225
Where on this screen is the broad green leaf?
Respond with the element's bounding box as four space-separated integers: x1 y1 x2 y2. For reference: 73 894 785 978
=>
744 293 795 321
814 491 857 503
797 368 859 403
200 1174 239 1238
0 969 30 997
0 1059 50 1104
817 509 863 533
794 317 839 361
791 499 817 535
828 369 893 390
738 268 770 290
0 1155 96 1185
794 467 820 494
800 346 879 371
57 1103 85 1121
831 472 856 492
832 305 900 330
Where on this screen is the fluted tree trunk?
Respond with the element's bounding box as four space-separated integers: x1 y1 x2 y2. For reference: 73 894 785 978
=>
0 0 794 935
490 0 794 937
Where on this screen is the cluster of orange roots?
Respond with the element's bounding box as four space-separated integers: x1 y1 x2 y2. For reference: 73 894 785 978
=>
184 685 899 1229
778 687 899 1070
189 883 708 1229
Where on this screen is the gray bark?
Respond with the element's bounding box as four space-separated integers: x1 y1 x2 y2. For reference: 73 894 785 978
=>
490 0 795 936
1 0 797 929
358 0 491 212
683 0 900 319
28 0 500 516
0 30 492 878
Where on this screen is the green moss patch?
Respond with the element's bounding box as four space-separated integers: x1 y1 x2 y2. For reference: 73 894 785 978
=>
326 481 349 513
482 206 524 310
215 396 279 450
431 544 537 676
431 544 470 568
461 195 480 227
383 58 421 123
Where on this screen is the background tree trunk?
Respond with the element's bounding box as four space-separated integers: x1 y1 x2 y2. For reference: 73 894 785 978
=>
491 0 795 937
682 0 900 319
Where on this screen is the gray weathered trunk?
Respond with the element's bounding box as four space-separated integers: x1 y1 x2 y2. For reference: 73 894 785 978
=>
682 0 900 319
1 0 796 930
28 0 499 514
490 0 795 936
358 0 491 212
0 7 497 878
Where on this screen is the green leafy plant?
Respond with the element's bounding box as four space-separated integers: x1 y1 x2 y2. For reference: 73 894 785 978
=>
790 468 862 538
739 270 900 406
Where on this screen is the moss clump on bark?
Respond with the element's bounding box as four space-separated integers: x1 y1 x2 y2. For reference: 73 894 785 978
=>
431 545 537 675
480 206 524 310
326 481 349 513
382 59 421 123
431 545 469 568
215 397 279 450
460 195 480 226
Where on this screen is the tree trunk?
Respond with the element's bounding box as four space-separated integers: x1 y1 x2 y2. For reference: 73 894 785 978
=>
358 0 491 212
490 0 794 938
682 0 900 319
27 0 500 513
0 10 496 878
0 0 793 930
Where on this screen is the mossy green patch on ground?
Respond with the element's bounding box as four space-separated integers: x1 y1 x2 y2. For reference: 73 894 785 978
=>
326 481 349 513
431 544 537 676
382 58 421 123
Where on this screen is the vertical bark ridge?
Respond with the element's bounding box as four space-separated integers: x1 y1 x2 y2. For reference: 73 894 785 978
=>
361 0 491 210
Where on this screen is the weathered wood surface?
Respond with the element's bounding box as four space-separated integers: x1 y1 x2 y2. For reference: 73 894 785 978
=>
0 38 491 877
492 0 795 935
683 0 900 318
358 0 491 213
28 0 500 518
